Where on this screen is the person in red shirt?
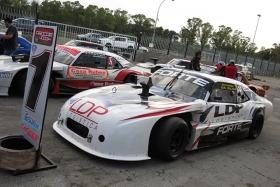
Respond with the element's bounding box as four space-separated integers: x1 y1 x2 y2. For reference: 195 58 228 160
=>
225 60 238 79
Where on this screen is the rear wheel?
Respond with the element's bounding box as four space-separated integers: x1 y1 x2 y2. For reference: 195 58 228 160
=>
149 117 189 161
248 111 264 139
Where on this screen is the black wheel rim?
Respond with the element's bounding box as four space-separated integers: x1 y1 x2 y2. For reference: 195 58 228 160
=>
169 128 185 156
253 117 263 137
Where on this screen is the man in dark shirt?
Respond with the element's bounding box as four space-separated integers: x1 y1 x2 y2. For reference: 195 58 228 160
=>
0 17 18 56
188 50 202 71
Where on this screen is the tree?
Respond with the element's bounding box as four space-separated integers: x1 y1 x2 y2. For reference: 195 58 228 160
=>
270 43 280 62
84 5 99 28
198 22 213 51
113 9 129 34
210 25 232 49
179 17 202 44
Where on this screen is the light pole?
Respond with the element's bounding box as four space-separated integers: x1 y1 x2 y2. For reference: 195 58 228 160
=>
247 14 261 65
150 0 174 48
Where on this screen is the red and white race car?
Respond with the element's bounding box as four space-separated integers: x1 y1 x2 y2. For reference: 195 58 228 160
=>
53 68 273 161
0 45 146 96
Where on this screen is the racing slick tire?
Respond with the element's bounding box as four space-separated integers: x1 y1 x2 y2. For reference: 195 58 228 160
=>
0 135 37 171
248 111 264 139
149 117 189 161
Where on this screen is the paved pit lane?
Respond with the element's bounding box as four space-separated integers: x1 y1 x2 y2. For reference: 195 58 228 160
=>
0 75 280 187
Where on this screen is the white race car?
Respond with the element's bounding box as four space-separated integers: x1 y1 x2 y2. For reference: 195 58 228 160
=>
0 45 145 96
53 68 273 161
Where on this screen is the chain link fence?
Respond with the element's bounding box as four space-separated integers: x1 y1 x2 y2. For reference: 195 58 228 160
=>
139 35 280 77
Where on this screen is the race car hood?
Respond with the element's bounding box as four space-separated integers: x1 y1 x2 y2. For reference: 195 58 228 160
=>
136 62 172 69
63 84 204 123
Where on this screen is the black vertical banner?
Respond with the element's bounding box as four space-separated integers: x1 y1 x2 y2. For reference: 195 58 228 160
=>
25 51 51 111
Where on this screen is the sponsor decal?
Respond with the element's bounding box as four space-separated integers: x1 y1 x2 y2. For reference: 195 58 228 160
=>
23 111 40 129
67 66 108 80
20 124 39 141
32 44 37 54
56 45 80 56
70 99 108 116
34 27 54 46
216 123 241 135
214 105 240 117
66 111 96 129
220 83 237 91
155 69 210 87
0 72 13 78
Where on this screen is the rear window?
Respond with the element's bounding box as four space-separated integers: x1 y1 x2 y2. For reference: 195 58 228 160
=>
54 51 75 65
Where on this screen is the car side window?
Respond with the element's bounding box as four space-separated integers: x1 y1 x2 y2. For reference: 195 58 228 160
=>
73 53 107 69
236 85 249 103
115 37 120 41
209 82 237 103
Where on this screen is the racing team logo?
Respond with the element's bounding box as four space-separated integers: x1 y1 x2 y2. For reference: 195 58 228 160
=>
34 27 54 46
67 66 109 80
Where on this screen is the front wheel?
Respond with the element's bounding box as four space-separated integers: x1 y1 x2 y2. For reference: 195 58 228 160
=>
248 111 264 139
149 117 189 161
17 72 27 96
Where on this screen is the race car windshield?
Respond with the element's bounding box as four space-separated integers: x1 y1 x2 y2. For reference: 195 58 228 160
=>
152 75 208 100
54 51 75 65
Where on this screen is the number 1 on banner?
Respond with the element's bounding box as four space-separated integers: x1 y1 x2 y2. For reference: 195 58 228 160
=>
25 50 51 111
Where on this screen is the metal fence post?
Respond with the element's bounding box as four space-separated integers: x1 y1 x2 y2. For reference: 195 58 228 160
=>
167 36 172 55
224 49 229 62
273 62 276 72
184 41 189 58
244 54 248 64
252 58 256 67
266 61 270 71
63 25 67 44
212 48 216 63
260 58 263 70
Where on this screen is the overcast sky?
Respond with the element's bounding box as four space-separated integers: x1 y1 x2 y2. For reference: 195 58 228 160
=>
68 0 279 49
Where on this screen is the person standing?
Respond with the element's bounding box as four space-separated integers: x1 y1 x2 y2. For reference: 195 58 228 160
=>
225 60 238 79
0 17 18 56
216 61 226 76
188 50 202 71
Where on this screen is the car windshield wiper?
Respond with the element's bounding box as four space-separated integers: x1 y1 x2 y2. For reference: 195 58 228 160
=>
163 69 184 91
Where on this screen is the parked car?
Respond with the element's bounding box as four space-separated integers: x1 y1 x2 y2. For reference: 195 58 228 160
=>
12 18 45 32
0 32 31 55
236 64 254 80
64 40 105 51
138 44 149 52
136 59 269 97
98 36 136 51
0 45 147 96
53 68 273 161
76 33 103 43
